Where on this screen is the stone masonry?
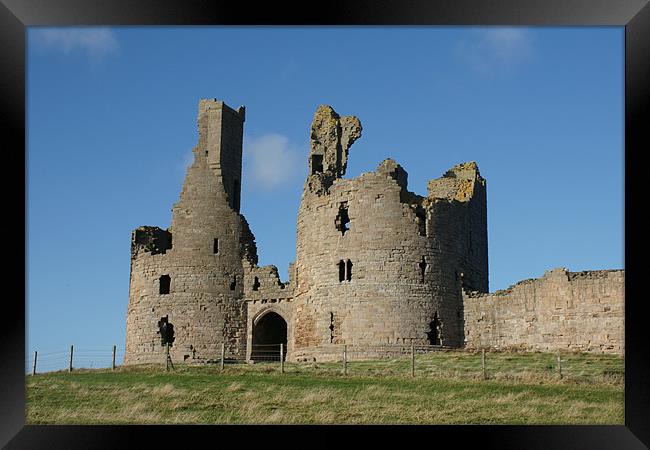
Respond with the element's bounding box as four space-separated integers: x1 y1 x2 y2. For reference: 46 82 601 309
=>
124 98 624 365
463 268 624 354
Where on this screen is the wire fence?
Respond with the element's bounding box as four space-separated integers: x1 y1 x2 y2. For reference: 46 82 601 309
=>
26 346 126 374
26 343 624 383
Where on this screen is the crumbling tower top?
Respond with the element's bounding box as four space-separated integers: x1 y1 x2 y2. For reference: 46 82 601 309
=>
305 105 362 195
197 98 246 211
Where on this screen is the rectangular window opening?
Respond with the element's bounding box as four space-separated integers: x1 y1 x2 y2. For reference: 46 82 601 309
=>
416 206 426 237
311 154 323 174
159 275 171 295
338 260 345 282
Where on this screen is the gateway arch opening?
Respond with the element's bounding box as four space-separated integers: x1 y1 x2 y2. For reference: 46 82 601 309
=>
252 311 287 361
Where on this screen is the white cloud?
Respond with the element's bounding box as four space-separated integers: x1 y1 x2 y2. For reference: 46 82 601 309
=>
457 28 533 74
181 151 194 171
32 27 119 60
176 150 195 181
243 134 302 190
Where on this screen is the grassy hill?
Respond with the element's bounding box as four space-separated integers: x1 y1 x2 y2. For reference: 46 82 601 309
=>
26 350 624 425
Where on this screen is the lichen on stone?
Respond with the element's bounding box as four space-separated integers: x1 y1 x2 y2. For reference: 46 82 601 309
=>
305 105 362 194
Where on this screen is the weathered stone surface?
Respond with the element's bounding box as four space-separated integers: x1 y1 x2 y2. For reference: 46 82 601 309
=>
463 268 624 354
305 105 362 195
125 99 624 366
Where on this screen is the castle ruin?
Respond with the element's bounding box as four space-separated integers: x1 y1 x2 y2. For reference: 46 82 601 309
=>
124 99 624 365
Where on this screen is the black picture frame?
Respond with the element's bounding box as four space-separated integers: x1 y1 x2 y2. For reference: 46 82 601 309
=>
2 0 648 447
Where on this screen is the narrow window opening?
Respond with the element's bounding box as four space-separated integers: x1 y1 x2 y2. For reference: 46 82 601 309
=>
252 276 260 291
416 206 426 237
419 256 427 282
213 238 219 254
311 154 323 174
230 275 237 291
335 201 350 235
159 275 171 295
329 312 335 343
338 260 345 282
346 259 353 281
427 313 442 346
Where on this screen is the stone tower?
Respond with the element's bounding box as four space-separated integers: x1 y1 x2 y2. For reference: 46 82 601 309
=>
289 105 488 361
124 99 257 365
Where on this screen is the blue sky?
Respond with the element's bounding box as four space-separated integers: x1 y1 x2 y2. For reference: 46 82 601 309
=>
26 27 623 369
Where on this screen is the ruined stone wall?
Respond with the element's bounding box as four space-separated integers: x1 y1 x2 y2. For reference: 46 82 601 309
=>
428 163 488 294
125 99 255 365
463 268 624 354
289 106 488 361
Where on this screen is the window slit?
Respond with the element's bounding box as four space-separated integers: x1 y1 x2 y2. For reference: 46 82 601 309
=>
419 256 427 282
159 275 171 295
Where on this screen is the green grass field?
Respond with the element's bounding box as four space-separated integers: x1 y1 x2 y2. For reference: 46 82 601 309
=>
26 350 624 425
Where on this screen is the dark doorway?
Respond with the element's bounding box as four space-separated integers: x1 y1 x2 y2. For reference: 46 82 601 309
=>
157 316 175 347
427 313 442 346
251 311 288 361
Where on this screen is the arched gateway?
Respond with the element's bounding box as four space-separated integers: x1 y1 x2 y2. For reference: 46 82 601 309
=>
251 311 287 361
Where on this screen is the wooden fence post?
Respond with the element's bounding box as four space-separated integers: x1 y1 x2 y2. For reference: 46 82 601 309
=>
343 345 348 375
32 351 37 376
112 345 116 371
557 352 562 379
220 342 225 371
69 345 74 372
481 348 486 380
411 343 415 377
280 343 284 373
